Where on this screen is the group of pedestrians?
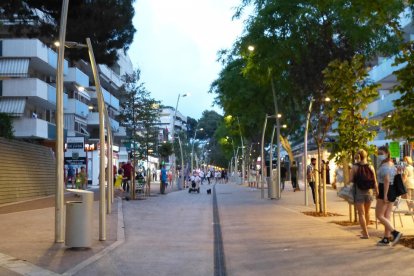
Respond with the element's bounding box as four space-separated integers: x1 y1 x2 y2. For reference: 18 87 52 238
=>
65 164 88 190
352 147 403 246
306 146 414 246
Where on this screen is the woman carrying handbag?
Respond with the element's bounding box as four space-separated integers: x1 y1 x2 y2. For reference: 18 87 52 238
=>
375 146 403 246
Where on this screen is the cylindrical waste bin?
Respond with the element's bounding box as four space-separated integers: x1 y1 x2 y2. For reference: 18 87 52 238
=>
65 189 93 248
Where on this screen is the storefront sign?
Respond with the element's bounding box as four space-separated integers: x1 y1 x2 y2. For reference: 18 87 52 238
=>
65 136 86 165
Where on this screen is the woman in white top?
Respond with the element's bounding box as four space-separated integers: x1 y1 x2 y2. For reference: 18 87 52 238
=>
375 146 402 246
403 156 414 212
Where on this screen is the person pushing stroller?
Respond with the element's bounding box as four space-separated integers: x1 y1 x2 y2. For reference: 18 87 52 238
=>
189 171 201 193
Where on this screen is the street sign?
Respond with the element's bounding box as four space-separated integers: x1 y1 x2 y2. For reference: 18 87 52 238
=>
65 136 86 165
389 141 400 158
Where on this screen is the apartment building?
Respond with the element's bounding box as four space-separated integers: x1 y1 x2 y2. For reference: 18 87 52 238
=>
158 106 188 141
0 38 133 185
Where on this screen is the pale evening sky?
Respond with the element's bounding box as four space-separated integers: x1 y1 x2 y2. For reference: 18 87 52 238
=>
128 0 249 120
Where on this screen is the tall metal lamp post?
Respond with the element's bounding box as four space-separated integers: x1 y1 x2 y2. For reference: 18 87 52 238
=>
260 114 277 199
176 134 185 189
170 93 188 189
304 97 314 206
58 38 110 240
55 0 69 243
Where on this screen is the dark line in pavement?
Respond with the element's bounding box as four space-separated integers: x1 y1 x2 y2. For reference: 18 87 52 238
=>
213 184 227 276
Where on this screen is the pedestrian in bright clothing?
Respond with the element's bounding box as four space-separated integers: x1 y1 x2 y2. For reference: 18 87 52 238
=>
160 165 167 194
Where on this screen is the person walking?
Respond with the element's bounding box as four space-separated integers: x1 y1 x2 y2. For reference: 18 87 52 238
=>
402 156 414 213
206 170 211 185
160 165 167 194
290 161 299 191
375 146 403 246
67 164 75 188
307 158 317 204
122 161 134 193
351 149 377 239
333 163 345 193
152 167 157 182
167 170 173 187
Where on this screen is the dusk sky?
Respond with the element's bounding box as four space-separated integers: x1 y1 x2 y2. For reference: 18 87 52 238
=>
128 0 249 120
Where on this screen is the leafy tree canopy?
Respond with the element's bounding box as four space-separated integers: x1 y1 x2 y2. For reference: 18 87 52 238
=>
117 69 160 159
196 110 223 140
323 55 379 161
1 0 136 65
213 0 407 145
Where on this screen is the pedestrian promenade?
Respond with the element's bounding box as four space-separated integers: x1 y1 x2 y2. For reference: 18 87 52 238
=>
220 180 414 275
0 179 413 275
0 189 121 275
0 180 180 276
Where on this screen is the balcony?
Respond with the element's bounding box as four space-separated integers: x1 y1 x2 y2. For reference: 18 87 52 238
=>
2 78 58 109
65 67 89 88
368 55 405 90
363 92 401 119
13 117 57 140
98 64 123 88
88 87 119 110
66 99 89 118
1 39 68 76
87 112 120 131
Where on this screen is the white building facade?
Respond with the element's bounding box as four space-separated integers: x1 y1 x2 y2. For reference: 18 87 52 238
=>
0 38 134 185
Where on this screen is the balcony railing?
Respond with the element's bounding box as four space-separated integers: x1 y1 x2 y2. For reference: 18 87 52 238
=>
363 92 401 119
65 67 89 87
13 117 53 139
3 78 58 107
66 99 89 118
1 38 68 74
88 87 119 111
87 112 120 131
98 64 123 88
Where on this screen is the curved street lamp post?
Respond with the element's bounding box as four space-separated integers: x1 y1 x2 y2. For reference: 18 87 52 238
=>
170 93 188 189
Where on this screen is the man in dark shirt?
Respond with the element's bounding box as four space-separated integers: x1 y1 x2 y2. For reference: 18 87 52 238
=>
122 161 134 192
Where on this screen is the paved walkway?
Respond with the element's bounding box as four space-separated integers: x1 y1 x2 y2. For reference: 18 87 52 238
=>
0 180 413 275
218 182 414 276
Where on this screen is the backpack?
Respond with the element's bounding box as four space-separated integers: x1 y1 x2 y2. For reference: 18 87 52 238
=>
354 164 375 190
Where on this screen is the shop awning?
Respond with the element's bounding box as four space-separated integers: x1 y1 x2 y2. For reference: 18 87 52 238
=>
0 58 30 78
80 126 90 136
0 98 26 116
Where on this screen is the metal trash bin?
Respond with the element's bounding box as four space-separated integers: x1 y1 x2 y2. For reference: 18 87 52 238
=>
65 189 93 248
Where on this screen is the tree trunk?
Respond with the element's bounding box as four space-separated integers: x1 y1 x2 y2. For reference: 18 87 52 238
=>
315 144 321 213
